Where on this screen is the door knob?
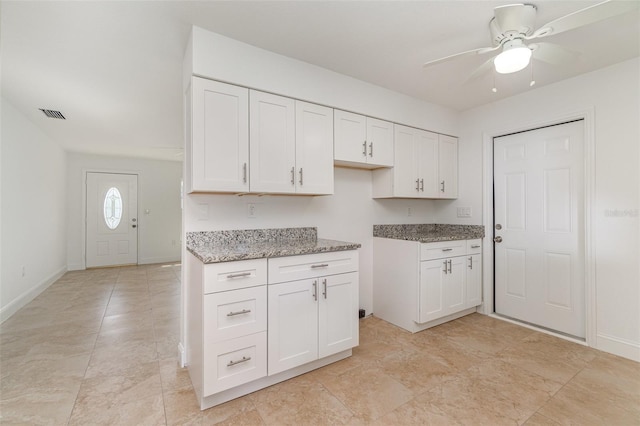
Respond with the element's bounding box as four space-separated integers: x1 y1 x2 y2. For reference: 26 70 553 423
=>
494 236 502 243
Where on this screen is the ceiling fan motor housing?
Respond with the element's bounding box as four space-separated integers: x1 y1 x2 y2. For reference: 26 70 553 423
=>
490 3 537 46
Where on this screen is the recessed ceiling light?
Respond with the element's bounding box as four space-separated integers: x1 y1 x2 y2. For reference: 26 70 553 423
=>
39 109 66 120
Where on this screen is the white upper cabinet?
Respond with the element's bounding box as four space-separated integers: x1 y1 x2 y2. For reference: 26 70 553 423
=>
188 77 249 193
189 86 333 195
334 110 393 168
372 124 457 199
438 134 458 199
249 92 334 195
295 101 334 195
249 91 297 194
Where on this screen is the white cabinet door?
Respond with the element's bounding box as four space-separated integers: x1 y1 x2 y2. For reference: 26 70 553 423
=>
466 254 482 309
334 111 393 168
318 272 359 358
295 101 334 195
334 110 367 164
444 256 466 314
438 134 458 199
419 259 446 323
249 90 296 194
416 130 439 198
393 124 420 198
267 279 319 375
190 77 249 193
366 118 394 167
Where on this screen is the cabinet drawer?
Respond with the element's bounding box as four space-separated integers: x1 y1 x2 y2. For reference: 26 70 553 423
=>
268 250 358 284
203 259 267 294
203 332 267 396
421 240 466 261
467 239 482 254
204 286 267 342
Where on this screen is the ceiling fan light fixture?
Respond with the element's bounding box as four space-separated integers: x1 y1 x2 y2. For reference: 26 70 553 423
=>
494 40 532 74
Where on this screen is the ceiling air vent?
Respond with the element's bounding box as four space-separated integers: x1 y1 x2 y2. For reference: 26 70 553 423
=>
39 109 66 120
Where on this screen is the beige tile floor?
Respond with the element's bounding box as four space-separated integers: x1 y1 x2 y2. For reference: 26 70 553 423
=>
1 264 639 425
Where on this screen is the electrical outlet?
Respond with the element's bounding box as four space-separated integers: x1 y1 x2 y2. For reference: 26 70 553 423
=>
407 207 412 217
247 203 259 218
457 207 472 218
21 266 26 277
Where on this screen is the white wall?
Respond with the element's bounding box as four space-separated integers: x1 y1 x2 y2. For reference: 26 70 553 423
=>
66 153 182 270
1 97 67 321
443 58 640 360
184 28 460 314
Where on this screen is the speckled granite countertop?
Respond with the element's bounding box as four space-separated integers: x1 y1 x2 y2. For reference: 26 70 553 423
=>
373 224 484 243
187 227 361 264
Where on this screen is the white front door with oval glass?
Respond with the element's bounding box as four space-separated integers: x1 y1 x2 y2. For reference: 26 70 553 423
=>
86 172 138 268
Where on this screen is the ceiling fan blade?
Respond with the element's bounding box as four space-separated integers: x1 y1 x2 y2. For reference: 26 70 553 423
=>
530 42 580 65
423 46 498 68
462 55 499 84
528 0 639 40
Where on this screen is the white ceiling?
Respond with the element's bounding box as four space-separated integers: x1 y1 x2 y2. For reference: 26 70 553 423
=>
2 1 638 162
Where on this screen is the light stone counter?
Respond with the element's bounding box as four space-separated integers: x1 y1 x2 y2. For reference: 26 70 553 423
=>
373 223 484 243
186 227 361 264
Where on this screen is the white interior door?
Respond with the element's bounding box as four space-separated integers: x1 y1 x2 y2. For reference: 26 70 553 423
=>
86 172 138 268
494 120 585 338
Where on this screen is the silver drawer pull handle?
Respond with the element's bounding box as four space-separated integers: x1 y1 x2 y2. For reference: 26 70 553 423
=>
311 263 329 269
227 356 251 367
227 309 251 317
442 248 453 252
471 245 481 248
227 272 252 279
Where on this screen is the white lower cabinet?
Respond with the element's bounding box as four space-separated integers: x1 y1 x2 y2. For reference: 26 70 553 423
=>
268 252 359 375
373 238 482 333
268 279 319 375
187 250 359 410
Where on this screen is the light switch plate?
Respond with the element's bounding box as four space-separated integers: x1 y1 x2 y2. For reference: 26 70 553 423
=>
457 207 472 218
247 203 259 218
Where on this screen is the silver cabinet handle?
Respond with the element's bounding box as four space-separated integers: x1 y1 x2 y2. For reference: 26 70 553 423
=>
369 142 373 157
227 356 251 367
299 168 303 186
415 179 420 192
322 278 327 299
363 140 367 156
468 257 473 269
420 179 424 192
494 236 503 243
442 248 453 252
227 309 251 317
471 245 481 249
227 272 251 279
290 167 295 185
443 260 448 274
242 163 247 184
448 259 452 274
441 180 445 193
312 280 318 301
311 263 329 269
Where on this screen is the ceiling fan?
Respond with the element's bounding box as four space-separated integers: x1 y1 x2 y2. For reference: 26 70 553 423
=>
423 0 639 80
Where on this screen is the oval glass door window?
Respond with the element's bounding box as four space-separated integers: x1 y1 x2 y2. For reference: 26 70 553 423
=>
103 187 123 230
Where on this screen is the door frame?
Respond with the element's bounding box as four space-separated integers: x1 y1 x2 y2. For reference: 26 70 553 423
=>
480 107 596 347
82 168 140 270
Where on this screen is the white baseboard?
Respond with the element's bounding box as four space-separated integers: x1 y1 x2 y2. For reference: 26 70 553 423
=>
0 266 67 323
138 256 181 265
596 333 640 362
67 263 84 271
178 342 186 368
